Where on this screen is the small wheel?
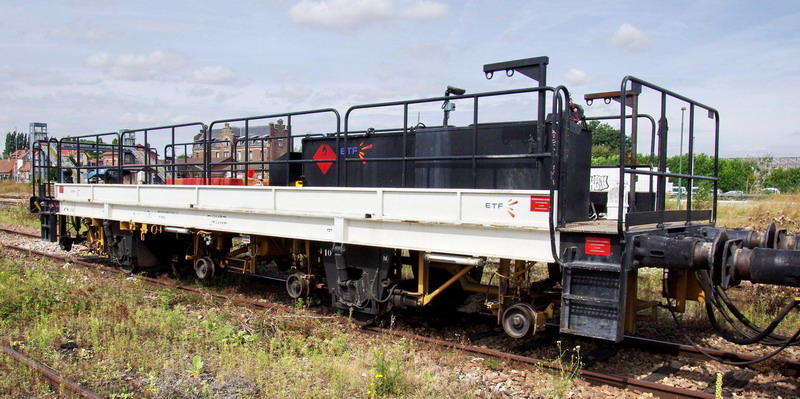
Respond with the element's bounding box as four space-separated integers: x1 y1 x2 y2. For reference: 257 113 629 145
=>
194 256 215 280
502 303 535 339
286 273 310 299
58 235 73 252
119 258 137 274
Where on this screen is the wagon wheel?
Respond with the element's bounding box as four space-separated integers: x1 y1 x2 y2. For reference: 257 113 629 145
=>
119 257 138 274
286 272 310 299
194 256 215 280
502 303 535 339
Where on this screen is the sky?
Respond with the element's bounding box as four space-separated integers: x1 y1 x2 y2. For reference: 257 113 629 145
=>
1 0 799 158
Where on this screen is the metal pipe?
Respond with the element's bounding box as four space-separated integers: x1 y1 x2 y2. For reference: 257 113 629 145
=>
731 247 800 287
424 253 486 266
421 264 475 305
429 263 498 294
164 226 193 235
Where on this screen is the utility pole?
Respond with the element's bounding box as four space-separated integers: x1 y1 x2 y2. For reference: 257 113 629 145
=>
677 107 686 208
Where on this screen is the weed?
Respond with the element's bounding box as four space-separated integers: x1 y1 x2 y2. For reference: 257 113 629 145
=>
0 252 488 398
159 290 175 310
187 355 204 377
369 348 406 397
483 358 504 371
219 327 255 347
538 341 582 399
109 388 136 399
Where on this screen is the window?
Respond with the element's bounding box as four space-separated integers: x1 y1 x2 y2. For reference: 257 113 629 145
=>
249 150 253 160
224 151 229 158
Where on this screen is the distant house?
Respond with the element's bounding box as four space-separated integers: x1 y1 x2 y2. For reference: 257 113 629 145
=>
17 162 30 182
9 149 30 162
9 149 31 182
0 160 13 180
189 119 290 179
99 151 120 167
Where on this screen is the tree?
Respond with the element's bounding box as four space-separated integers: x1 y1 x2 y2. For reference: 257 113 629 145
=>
665 154 757 192
3 131 30 158
587 121 631 162
764 168 800 193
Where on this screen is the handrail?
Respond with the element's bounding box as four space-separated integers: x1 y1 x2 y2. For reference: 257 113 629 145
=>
59 132 122 184
206 108 340 186
618 76 720 233
343 86 557 188
548 85 570 265
119 122 206 184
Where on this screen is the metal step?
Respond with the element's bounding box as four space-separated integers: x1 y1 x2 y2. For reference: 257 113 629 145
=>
559 261 626 342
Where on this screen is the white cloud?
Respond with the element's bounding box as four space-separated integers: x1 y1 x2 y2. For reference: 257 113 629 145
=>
189 86 215 97
288 0 447 29
86 52 109 67
404 41 450 61
266 85 315 101
48 20 115 41
289 0 393 28
190 66 236 84
402 1 448 19
608 23 651 52
272 69 296 83
119 111 174 125
86 50 187 81
0 65 94 86
564 68 591 86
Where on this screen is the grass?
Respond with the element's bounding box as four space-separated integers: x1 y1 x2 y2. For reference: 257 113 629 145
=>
0 181 38 229
716 193 800 232
0 254 485 398
0 203 39 229
0 181 29 196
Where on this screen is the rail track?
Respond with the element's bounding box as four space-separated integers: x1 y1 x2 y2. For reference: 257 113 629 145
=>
2 226 797 397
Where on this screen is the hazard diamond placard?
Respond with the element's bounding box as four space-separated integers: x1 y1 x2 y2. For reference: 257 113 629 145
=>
313 144 336 174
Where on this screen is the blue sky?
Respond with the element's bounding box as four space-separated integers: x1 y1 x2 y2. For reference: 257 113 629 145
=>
1 0 798 157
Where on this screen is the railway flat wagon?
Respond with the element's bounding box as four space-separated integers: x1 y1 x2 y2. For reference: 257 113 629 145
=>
30 57 800 353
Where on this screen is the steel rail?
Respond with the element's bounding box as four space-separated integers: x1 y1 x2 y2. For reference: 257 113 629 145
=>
2 230 798 395
0 240 710 399
622 335 800 377
3 227 799 377
366 326 713 399
0 344 102 399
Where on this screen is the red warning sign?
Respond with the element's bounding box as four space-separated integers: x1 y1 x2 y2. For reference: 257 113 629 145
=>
585 237 611 256
530 195 550 212
312 144 336 174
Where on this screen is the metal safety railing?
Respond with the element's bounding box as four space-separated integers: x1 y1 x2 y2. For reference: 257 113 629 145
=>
119 122 207 185
342 86 556 188
617 76 720 233
204 109 340 186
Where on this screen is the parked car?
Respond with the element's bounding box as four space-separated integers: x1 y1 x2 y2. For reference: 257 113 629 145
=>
762 187 781 195
720 190 745 199
669 186 687 196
